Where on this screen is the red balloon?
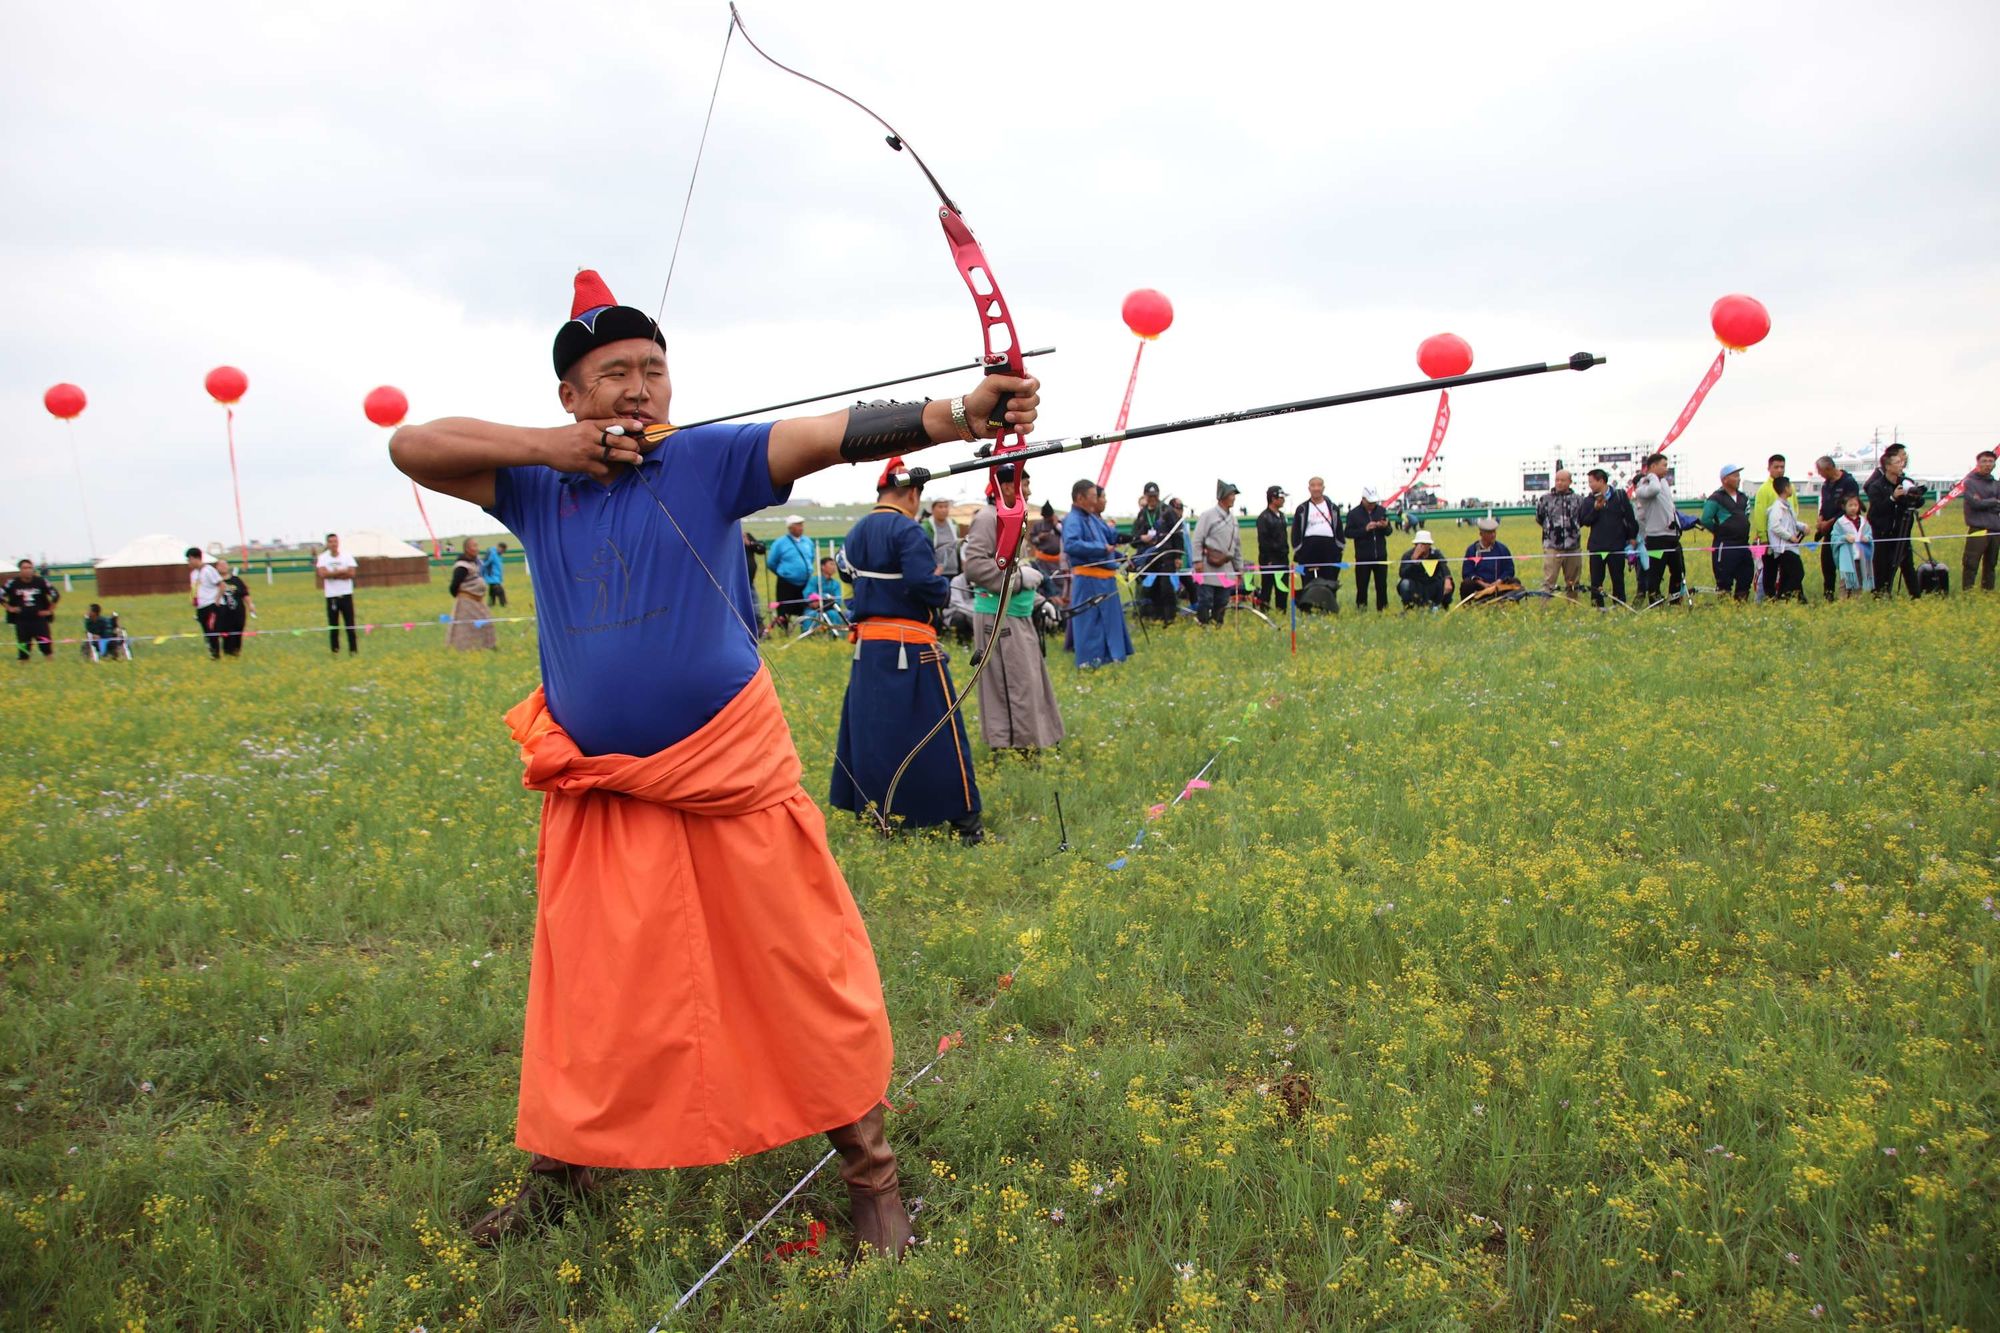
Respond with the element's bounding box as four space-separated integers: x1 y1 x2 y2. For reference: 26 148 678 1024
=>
1121 288 1174 340
1710 294 1771 351
205 365 249 405
363 385 409 428
43 383 87 420
1417 333 1473 380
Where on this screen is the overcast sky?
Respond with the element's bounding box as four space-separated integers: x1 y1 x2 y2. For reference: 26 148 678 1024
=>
5 0 1997 561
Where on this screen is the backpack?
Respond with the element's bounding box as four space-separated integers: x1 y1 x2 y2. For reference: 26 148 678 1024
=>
1296 579 1341 613
1914 518 1950 596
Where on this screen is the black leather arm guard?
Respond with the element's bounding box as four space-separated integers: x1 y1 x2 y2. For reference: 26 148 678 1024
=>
839 398 930 464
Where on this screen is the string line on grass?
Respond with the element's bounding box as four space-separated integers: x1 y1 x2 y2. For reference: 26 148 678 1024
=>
656 743 1232 1322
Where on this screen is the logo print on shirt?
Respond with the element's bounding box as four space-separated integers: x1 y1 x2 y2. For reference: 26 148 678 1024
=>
571 538 632 623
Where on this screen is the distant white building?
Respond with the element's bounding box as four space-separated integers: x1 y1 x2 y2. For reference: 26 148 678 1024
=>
1519 441 1681 499
1796 433 1964 504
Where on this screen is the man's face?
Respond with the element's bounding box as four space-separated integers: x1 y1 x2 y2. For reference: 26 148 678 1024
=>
1308 478 1325 501
1586 473 1605 495
1554 470 1572 493
1884 452 1904 478
1977 455 1996 477
1817 459 1838 481
558 339 671 424
1768 458 1786 479
186 554 202 569
18 561 34 577
1220 491 1237 511
1651 459 1669 479
1723 472 1741 493
788 521 805 537
1479 529 1497 547
327 536 341 555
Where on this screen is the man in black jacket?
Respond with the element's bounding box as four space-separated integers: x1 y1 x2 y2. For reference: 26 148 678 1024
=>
1345 488 1391 611
1811 455 1861 603
1254 485 1290 612
1864 443 1926 598
1578 468 1638 608
1290 476 1343 603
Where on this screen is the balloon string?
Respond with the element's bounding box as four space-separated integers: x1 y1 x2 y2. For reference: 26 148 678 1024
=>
410 481 442 559
1094 339 1148 492
66 420 99 560
225 407 250 567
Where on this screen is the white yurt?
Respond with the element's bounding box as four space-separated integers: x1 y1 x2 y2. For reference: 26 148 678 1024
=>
94 534 194 597
330 529 432 587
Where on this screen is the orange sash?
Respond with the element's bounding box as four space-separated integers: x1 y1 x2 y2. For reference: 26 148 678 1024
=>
503 666 892 1168
1070 564 1116 579
848 616 938 645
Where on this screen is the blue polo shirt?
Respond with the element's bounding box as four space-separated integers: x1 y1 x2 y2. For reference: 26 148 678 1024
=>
486 422 784 757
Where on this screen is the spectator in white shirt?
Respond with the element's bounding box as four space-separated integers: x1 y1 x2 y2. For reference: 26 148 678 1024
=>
186 546 224 660
1764 475 1808 601
316 532 361 655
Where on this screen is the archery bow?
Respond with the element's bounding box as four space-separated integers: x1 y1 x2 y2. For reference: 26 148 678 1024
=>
719 3 1035 828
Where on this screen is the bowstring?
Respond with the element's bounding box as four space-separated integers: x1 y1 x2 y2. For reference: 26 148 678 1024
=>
655 13 734 329
640 13 886 830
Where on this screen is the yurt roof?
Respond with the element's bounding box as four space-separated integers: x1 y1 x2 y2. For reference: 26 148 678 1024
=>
95 534 192 568
336 529 430 559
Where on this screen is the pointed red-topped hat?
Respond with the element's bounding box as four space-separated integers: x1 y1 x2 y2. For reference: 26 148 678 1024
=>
552 268 666 377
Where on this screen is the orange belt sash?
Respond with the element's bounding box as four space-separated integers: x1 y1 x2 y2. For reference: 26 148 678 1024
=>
849 616 939 644
1071 564 1116 579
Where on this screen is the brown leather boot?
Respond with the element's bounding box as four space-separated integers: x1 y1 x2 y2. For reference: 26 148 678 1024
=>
468 1154 598 1246
824 1105 915 1261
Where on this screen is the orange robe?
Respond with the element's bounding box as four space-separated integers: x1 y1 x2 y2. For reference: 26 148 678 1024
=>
503 666 893 1168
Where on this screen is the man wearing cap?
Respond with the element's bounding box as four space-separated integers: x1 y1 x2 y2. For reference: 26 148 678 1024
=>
1129 481 1180 625
1701 463 1755 600
962 467 1064 752
1459 518 1520 600
1290 476 1343 605
1063 480 1133 666
1193 480 1246 625
1397 530 1453 607
1254 485 1291 613
766 514 816 631
389 269 1038 1256
1345 487 1392 610
832 462 986 840
1532 469 1584 600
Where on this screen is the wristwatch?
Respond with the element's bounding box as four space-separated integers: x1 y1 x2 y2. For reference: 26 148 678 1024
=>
949 396 978 443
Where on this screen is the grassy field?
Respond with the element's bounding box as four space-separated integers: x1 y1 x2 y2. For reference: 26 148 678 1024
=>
3 564 1997 1331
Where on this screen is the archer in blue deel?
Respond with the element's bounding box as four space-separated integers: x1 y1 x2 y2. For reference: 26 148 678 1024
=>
830 458 985 844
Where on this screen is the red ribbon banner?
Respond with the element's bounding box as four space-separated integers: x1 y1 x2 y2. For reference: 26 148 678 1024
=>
1922 477 1966 522
225 407 251 566
1659 350 1727 454
411 480 442 559
1095 339 1148 491
1382 390 1449 508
